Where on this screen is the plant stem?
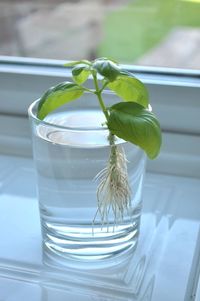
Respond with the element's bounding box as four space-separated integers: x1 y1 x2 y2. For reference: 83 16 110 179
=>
92 71 131 227
93 73 109 121
99 80 109 93
93 72 116 174
79 85 94 93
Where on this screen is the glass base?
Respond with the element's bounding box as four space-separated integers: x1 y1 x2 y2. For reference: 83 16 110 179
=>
41 217 140 268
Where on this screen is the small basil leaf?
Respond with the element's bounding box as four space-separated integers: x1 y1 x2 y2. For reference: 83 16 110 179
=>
64 60 91 67
37 82 84 120
108 75 149 108
108 102 162 159
72 64 91 84
93 58 120 81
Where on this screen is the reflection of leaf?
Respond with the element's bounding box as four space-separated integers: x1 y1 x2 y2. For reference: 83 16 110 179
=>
37 82 84 119
108 75 149 108
108 102 162 159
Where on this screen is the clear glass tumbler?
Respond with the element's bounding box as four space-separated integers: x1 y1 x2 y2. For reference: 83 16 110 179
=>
28 93 146 265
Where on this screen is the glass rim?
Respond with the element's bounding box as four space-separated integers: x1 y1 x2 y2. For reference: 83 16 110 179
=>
28 98 152 132
28 98 109 132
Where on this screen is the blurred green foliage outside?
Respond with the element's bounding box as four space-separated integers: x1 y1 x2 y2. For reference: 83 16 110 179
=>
98 0 200 62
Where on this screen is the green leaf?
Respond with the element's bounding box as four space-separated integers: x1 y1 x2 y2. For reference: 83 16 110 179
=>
64 60 91 67
93 58 120 81
94 57 119 64
72 64 91 84
107 102 162 159
108 75 149 108
37 82 84 120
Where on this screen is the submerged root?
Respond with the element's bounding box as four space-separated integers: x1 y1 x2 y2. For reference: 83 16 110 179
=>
94 134 131 228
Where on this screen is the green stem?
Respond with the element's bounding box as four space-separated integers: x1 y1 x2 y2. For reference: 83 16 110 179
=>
99 80 109 93
92 72 116 167
93 73 109 121
79 86 94 93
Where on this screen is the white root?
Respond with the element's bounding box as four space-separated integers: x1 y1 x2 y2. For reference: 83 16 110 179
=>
94 134 131 228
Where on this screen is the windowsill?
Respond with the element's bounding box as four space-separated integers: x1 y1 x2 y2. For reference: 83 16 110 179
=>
0 153 199 300
0 56 200 88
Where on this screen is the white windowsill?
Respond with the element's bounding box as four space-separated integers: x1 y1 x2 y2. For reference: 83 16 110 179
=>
0 154 200 301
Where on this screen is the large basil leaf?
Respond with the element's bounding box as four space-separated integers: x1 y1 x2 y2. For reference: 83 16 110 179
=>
108 102 162 159
37 82 84 120
108 75 149 108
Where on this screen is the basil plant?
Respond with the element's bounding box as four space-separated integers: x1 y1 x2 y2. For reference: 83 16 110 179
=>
37 58 162 225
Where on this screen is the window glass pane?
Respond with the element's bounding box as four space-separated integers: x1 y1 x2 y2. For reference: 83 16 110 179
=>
0 0 199 69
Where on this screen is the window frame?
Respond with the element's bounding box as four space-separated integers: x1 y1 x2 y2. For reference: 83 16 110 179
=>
0 56 200 134
0 56 199 177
